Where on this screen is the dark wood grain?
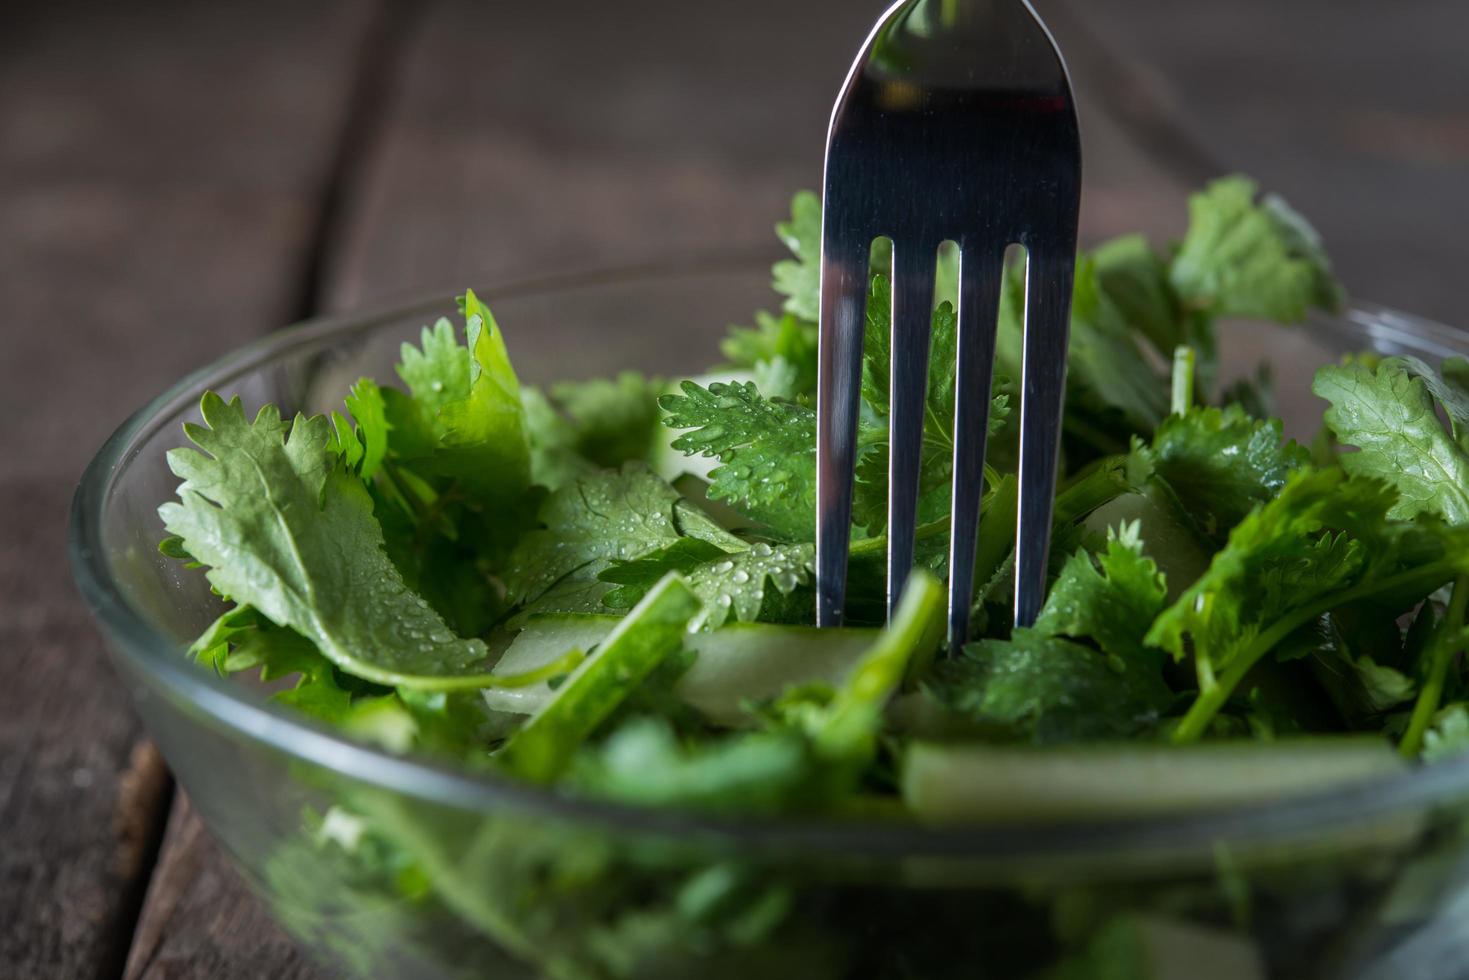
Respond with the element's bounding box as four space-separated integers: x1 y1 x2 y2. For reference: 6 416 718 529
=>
123 796 333 980
0 0 379 975
317 0 1194 317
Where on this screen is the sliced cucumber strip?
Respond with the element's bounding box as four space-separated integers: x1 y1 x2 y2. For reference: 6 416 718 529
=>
496 574 699 782
485 614 878 726
904 737 1404 824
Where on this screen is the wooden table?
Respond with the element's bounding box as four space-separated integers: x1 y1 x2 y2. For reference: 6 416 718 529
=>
3 1 1465 975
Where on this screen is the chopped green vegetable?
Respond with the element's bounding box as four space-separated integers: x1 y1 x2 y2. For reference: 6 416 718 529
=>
497 573 701 782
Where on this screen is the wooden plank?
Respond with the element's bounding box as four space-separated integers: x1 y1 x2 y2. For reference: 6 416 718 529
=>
1067 0 1469 323
0 1 379 976
122 796 330 980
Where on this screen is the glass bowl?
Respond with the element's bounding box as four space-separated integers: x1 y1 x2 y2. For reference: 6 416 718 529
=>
71 258 1469 980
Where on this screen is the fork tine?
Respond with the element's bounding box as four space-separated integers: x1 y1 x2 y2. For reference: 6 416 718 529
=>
1014 243 1076 627
815 229 870 628
946 245 1004 647
886 243 936 618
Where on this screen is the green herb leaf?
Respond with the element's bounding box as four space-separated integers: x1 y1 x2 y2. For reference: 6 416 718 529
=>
925 628 1172 745
1142 403 1310 540
1034 521 1169 665
396 318 469 423
601 539 814 630
598 538 729 609
549 371 664 469
160 393 495 689
1148 470 1375 679
771 190 821 321
721 311 818 397
660 380 820 539
504 463 686 605
1170 175 1344 322
344 378 389 480
430 290 531 505
684 542 814 630
1314 358 1469 524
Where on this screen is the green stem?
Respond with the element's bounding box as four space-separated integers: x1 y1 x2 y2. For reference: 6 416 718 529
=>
849 519 951 561
1171 345 1196 415
846 454 1131 565
1171 562 1465 744
1399 575 1469 758
1054 456 1132 523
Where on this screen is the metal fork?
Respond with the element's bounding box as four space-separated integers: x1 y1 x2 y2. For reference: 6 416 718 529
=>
815 0 1081 645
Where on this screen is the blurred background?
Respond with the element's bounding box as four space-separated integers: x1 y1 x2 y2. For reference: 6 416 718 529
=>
3 0 1466 976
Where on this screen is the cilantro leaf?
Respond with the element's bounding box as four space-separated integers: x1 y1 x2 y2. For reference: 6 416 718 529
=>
344 378 389 480
684 542 814 630
519 374 665 493
192 606 365 726
850 440 954 535
851 278 1010 534
598 538 728 608
993 255 1165 451
924 628 1172 745
1034 521 1169 665
160 393 496 689
519 386 593 491
660 380 821 540
601 539 814 630
1399 354 1469 445
430 290 531 505
326 411 365 473
858 275 967 439
1314 358 1469 524
1142 404 1310 540
1065 257 1171 435
503 463 685 605
771 190 820 321
1091 233 1185 361
721 311 818 398
396 318 469 422
1148 470 1374 681
549 372 664 469
1155 469 1469 741
1170 175 1345 322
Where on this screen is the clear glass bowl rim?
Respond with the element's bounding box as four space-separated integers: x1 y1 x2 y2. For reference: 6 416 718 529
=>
69 254 1469 862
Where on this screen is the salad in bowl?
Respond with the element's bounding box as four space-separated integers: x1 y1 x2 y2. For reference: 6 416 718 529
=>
75 176 1469 979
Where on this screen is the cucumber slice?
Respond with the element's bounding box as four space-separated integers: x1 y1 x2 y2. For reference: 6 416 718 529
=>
903 738 1404 824
485 614 879 726
496 574 700 782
